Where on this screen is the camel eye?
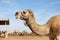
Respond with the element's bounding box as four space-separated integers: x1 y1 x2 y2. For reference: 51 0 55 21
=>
23 11 26 14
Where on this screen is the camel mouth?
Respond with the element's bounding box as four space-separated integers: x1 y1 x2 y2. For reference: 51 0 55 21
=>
20 17 24 20
15 15 18 19
16 17 18 19
20 16 27 20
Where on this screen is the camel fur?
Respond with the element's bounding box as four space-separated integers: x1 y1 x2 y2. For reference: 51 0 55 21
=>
15 9 60 40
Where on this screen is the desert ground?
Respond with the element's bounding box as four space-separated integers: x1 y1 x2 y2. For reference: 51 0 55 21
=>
0 36 49 40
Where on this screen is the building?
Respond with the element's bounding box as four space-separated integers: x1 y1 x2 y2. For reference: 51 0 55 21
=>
0 18 9 25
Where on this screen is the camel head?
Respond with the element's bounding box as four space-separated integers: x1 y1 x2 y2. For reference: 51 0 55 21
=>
15 9 34 20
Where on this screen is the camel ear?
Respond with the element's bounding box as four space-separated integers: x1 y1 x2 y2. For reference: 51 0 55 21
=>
27 9 34 17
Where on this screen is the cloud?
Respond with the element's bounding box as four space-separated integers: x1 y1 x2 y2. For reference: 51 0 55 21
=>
1 0 11 4
0 0 19 7
49 2 60 5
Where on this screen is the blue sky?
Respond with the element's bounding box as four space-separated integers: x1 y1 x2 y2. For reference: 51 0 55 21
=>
0 0 60 32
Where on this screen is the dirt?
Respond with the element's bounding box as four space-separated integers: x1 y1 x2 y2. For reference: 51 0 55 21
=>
0 36 49 40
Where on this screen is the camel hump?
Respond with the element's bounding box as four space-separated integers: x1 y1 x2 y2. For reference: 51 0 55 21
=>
47 15 60 25
52 15 60 21
50 15 60 28
51 15 60 19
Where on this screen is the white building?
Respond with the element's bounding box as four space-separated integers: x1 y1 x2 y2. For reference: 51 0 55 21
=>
0 18 9 25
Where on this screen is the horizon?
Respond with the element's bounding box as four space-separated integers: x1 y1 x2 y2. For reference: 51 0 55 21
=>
0 0 60 32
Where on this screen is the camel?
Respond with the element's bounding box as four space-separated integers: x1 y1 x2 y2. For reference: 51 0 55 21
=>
2 30 11 38
0 31 4 37
15 9 60 40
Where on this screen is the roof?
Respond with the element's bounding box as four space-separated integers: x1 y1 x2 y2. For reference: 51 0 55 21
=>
0 18 9 21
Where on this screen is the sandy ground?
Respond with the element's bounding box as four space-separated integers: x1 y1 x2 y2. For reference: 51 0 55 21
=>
0 36 49 40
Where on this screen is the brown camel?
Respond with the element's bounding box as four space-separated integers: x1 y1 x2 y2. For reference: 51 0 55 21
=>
2 30 11 38
15 9 60 40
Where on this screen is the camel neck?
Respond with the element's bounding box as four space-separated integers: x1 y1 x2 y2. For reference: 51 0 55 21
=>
26 16 37 26
25 17 40 35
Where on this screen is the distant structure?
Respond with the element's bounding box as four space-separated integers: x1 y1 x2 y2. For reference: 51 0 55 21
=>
0 18 9 25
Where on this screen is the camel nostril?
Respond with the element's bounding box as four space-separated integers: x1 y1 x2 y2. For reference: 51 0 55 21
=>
15 12 18 16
